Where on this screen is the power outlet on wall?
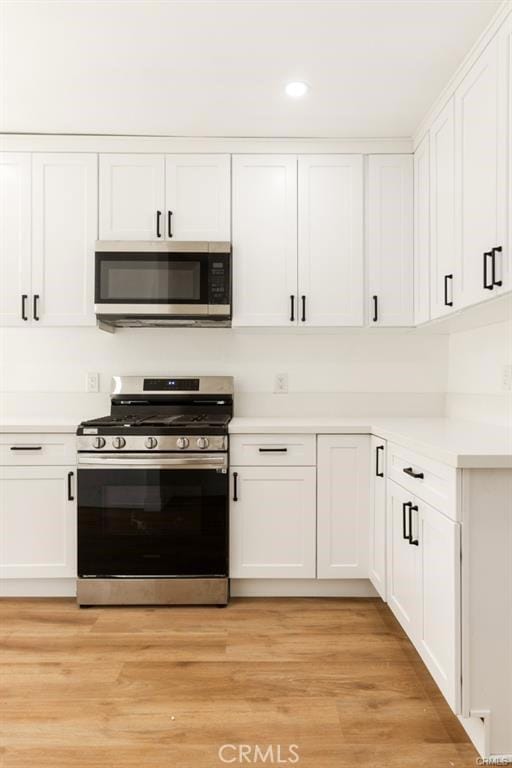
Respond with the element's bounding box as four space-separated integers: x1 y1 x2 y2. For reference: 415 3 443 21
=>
502 364 512 392
274 373 288 394
86 372 100 393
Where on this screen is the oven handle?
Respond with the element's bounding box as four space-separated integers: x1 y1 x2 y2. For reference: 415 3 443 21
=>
78 454 228 471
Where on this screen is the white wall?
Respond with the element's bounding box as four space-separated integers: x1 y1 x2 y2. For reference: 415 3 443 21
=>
0 327 447 422
446 319 512 427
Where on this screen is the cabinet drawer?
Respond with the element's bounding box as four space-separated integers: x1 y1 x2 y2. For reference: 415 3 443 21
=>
0 434 76 466
230 434 316 466
387 442 458 520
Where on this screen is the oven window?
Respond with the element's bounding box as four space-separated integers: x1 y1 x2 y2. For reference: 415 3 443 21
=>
78 468 228 577
95 253 207 304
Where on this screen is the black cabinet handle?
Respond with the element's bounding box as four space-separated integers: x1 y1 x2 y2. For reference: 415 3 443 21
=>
156 210 162 238
167 211 173 238
232 471 238 502
10 445 42 451
483 252 493 290
402 501 412 541
301 295 306 322
492 246 503 287
67 471 74 501
33 294 40 321
375 445 384 477
372 295 378 322
444 274 454 306
409 504 419 546
403 466 424 480
21 294 28 321
258 447 288 453
290 295 295 322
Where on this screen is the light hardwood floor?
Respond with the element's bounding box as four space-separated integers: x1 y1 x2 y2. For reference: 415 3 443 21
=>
0 597 478 767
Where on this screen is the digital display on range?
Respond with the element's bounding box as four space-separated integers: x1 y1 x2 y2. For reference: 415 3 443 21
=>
143 378 200 391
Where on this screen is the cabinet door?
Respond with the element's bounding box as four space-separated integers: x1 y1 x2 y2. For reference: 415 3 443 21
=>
0 466 76 578
367 155 414 326
416 499 461 713
298 155 363 326
369 436 387 599
386 480 419 640
414 135 430 325
455 35 507 307
99 154 165 240
165 155 230 241
0 153 31 326
430 98 457 318
31 154 97 326
229 466 316 578
232 155 297 326
317 435 370 579
504 14 512 289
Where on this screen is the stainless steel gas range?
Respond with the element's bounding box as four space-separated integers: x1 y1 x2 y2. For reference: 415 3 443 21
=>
75 375 233 607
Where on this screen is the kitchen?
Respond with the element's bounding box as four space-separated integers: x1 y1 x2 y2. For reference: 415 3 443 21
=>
0 1 511 766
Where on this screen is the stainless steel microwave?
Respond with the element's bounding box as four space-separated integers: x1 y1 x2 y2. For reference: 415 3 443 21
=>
94 241 231 328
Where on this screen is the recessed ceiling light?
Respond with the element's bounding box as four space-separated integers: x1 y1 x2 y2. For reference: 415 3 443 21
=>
285 81 309 98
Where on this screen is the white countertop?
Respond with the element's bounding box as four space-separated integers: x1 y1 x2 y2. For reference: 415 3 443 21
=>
0 421 78 434
229 417 512 469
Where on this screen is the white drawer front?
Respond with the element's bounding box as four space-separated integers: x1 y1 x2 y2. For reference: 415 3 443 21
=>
229 434 316 466
387 441 458 521
0 434 76 466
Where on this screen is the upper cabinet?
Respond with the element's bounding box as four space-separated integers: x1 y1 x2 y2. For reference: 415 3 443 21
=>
413 135 430 325
430 99 457 319
455 33 508 308
298 155 363 326
367 155 414 326
232 155 297 327
99 153 230 241
0 153 31 326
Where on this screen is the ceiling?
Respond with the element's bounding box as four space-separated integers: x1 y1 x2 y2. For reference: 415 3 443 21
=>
0 0 502 138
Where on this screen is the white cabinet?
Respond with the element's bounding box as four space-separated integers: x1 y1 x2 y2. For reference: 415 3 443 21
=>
413 135 430 325
0 153 31 326
99 154 165 240
165 155 230 241
504 13 512 290
32 154 97 326
298 155 363 326
430 98 457 318
316 435 370 579
0 465 76 579
229 466 316 578
386 479 419 638
455 34 507 307
232 155 297 326
367 155 414 326
369 436 386 599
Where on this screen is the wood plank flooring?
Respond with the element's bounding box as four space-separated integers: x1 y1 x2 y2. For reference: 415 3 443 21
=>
0 597 478 767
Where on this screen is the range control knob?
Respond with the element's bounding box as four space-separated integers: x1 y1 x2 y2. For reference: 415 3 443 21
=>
197 437 209 450
112 436 126 449
145 437 158 449
176 437 189 450
93 436 106 449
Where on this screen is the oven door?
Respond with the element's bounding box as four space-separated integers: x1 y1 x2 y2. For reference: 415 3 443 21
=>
94 250 209 315
77 454 228 578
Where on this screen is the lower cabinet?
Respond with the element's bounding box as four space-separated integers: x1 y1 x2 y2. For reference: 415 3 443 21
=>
386 478 461 712
369 436 387 599
0 465 76 578
229 466 316 578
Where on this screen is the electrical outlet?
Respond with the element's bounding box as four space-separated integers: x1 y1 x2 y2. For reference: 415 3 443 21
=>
502 364 512 392
274 373 288 394
86 372 100 393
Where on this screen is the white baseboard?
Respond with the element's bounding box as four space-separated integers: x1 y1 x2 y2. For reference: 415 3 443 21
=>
230 578 378 598
0 578 76 597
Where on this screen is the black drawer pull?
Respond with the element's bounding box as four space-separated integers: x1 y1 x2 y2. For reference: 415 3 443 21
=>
402 501 412 541
33 294 40 321
483 252 493 290
403 467 424 480
444 274 453 306
258 447 288 453
409 504 419 546
10 445 42 451
375 445 384 477
168 210 173 238
301 295 306 322
492 246 503 287
290 295 295 322
21 294 28 321
67 471 74 501
232 471 238 502
372 295 378 322
156 210 162 238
